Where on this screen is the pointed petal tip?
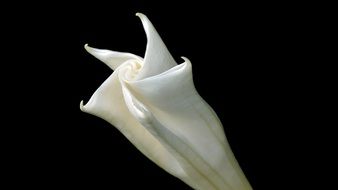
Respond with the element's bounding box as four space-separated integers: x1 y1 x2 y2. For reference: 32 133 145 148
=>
80 100 86 112
136 12 149 23
84 44 100 55
84 43 92 52
180 57 192 68
181 56 190 62
135 12 145 18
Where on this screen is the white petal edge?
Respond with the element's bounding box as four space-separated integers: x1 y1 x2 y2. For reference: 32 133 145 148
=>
119 72 218 189
121 57 252 190
84 44 143 70
134 13 177 80
80 64 186 179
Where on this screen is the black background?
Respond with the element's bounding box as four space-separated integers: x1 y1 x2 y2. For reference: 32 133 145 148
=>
3 0 327 189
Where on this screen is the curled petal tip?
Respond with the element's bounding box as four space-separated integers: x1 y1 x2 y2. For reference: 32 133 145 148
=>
84 44 99 54
84 43 92 52
136 13 148 23
135 12 145 18
181 56 190 62
80 100 85 111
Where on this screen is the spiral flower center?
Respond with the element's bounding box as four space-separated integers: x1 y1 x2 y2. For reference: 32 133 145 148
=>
120 59 143 81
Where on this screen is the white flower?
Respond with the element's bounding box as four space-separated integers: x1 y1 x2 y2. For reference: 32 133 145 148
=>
80 13 252 190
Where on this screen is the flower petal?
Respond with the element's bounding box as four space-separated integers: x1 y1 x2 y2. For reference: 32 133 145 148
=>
84 44 142 70
80 66 185 178
135 13 177 80
120 80 216 190
123 58 252 190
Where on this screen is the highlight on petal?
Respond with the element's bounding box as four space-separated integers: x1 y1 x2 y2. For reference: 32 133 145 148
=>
122 57 251 189
134 13 177 80
84 44 143 70
127 57 227 144
80 69 186 178
119 80 217 190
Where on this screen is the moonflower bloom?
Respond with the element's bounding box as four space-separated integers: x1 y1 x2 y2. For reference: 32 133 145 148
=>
80 13 252 190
